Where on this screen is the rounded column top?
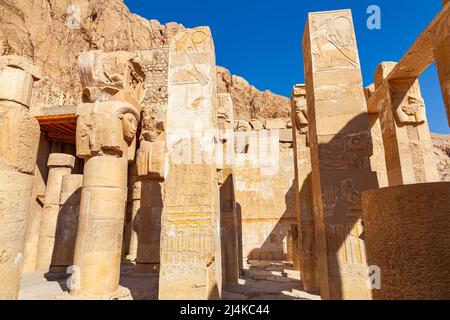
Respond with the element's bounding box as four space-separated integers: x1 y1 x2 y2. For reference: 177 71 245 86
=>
47 153 76 169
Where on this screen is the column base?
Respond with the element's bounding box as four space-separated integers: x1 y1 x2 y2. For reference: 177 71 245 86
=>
59 286 132 300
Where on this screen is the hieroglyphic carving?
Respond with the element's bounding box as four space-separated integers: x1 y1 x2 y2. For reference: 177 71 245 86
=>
318 131 373 170
309 12 360 71
171 29 211 86
303 10 378 300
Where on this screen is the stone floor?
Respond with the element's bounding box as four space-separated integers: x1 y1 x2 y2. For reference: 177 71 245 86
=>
18 260 320 300
222 261 320 300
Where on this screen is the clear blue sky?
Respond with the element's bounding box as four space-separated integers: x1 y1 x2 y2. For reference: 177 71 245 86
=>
124 0 449 134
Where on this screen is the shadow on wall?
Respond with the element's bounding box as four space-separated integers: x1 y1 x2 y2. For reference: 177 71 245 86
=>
246 181 297 264
309 113 380 300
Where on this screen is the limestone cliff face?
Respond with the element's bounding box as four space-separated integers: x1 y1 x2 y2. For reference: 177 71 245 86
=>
0 0 447 177
0 0 183 107
0 0 290 119
432 134 450 182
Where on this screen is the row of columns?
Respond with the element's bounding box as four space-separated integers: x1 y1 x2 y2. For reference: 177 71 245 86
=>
293 4 450 300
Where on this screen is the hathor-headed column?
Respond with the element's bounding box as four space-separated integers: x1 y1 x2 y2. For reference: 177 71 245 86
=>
433 3 450 125
135 108 166 273
35 153 75 271
303 10 379 300
70 51 145 298
0 56 41 299
158 27 221 300
50 174 83 272
374 62 440 186
290 84 318 293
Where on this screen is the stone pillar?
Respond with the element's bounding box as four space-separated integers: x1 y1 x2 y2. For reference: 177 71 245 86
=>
362 182 450 299
433 6 450 126
290 84 318 293
135 108 166 273
303 10 379 300
35 153 75 271
217 93 239 287
122 163 141 261
70 51 144 298
159 27 221 300
374 62 440 186
22 135 51 272
50 174 83 273
290 225 300 271
0 57 41 299
136 179 163 273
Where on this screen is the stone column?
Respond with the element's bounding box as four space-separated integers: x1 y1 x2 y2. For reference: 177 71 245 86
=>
433 6 450 126
362 182 450 299
0 57 41 299
374 62 440 186
35 153 75 271
135 108 166 273
136 179 163 273
290 225 300 271
159 27 221 300
303 10 379 300
290 84 318 293
22 135 51 273
50 174 83 273
124 165 141 261
70 51 144 298
217 93 239 287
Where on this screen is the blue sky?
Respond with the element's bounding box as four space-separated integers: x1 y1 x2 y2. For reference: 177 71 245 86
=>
124 0 449 134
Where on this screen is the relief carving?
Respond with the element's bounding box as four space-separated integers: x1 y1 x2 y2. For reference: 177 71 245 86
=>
310 14 359 71
291 84 308 133
318 131 373 170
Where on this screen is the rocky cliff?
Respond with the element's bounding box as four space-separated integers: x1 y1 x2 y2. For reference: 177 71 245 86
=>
0 0 290 119
0 0 447 180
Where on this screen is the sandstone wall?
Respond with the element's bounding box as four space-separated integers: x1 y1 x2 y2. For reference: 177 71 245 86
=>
233 129 296 261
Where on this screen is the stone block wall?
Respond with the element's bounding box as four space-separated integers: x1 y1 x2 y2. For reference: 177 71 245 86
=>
233 126 296 262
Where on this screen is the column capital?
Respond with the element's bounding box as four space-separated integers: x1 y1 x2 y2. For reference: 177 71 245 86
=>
47 153 76 169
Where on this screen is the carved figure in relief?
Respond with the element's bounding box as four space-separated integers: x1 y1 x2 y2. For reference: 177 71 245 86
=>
395 95 426 125
291 84 308 133
172 29 210 86
136 108 166 179
311 15 359 70
319 132 372 170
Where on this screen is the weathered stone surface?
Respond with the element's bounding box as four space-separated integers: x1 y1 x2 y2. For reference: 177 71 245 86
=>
0 58 40 300
433 133 450 181
50 174 83 272
290 84 319 294
71 51 142 297
362 182 450 299
371 62 440 186
35 153 75 271
303 9 379 300
264 118 287 130
159 27 221 300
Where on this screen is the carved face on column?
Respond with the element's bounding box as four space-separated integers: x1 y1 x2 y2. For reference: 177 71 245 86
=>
395 95 426 125
291 85 308 133
122 113 138 143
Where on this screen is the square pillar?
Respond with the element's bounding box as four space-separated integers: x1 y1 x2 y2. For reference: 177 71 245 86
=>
375 62 440 186
303 10 379 300
158 27 221 300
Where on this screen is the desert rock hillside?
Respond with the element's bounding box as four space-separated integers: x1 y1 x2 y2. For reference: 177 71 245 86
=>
0 0 290 119
433 134 450 181
0 0 447 178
